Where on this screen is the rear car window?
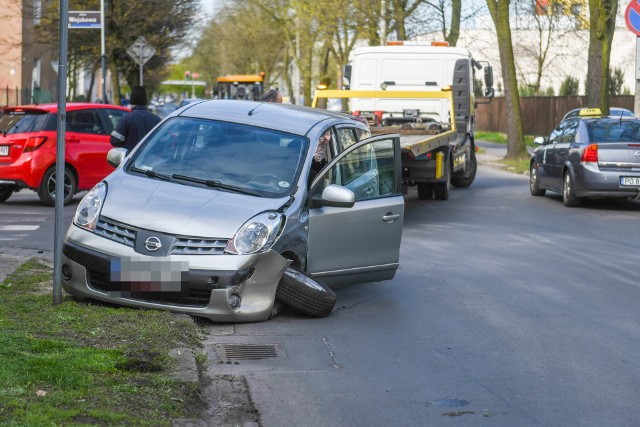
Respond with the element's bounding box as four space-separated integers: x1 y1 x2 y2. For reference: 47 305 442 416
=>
586 120 640 142
0 110 49 135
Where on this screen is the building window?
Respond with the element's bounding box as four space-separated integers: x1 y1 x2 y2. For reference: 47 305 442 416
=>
34 0 42 25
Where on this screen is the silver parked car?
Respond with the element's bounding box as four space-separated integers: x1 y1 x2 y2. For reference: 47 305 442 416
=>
530 108 640 207
62 100 404 321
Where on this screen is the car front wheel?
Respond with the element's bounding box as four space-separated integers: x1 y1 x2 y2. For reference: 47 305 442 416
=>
562 171 581 207
38 166 77 206
530 163 545 196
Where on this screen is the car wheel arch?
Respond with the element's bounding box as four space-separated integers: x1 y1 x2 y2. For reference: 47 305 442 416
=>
38 161 79 189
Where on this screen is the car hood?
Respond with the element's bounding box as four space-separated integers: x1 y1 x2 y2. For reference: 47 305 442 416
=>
100 172 289 238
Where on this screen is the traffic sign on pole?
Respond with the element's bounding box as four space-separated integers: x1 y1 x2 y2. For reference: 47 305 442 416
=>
626 0 640 36
126 36 156 85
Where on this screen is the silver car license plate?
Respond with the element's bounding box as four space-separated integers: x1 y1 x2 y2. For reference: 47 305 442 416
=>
620 177 640 186
110 256 189 291
0 146 8 156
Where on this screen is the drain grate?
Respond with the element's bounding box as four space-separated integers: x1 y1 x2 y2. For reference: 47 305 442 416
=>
215 344 282 362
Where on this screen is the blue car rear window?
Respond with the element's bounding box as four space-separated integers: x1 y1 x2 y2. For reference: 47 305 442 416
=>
0 110 49 135
587 120 640 143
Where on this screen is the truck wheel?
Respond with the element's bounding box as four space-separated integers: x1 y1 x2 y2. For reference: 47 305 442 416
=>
434 180 449 200
38 166 77 206
451 151 477 188
0 185 14 203
417 183 434 199
275 268 337 318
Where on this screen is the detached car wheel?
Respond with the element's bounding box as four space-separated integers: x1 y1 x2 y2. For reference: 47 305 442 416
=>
38 166 77 206
562 172 581 207
0 185 14 203
529 163 545 196
276 268 337 318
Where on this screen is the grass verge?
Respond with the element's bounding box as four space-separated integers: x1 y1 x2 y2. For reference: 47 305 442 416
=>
475 131 535 147
0 259 206 426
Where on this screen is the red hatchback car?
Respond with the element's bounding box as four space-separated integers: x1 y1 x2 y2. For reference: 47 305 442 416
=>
0 102 130 205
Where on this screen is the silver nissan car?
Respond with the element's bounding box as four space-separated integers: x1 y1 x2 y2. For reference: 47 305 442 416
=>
62 100 404 321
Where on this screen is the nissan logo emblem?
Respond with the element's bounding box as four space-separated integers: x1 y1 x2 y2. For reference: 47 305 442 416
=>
144 236 162 252
635 151 640 160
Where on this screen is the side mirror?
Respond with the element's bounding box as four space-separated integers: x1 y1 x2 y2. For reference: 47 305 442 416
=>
483 87 495 98
343 64 352 87
107 147 127 168
533 136 547 145
313 184 355 208
484 65 494 90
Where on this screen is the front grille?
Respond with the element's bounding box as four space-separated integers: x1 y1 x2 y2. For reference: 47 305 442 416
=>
88 270 212 307
95 217 136 247
170 237 228 255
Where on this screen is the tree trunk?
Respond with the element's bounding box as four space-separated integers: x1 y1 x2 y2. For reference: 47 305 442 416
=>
111 66 121 107
586 0 617 115
446 0 461 47
487 0 527 160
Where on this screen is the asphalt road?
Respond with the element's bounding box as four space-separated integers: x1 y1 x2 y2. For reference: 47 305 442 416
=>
202 156 640 426
2 144 640 426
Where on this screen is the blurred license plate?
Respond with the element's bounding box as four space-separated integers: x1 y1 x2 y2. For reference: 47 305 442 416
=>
110 256 188 291
0 146 8 156
620 177 640 186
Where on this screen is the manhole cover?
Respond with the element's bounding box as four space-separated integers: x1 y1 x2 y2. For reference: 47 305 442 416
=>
215 344 283 362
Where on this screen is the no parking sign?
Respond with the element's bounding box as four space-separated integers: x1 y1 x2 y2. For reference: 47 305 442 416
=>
627 1 640 79
626 0 640 36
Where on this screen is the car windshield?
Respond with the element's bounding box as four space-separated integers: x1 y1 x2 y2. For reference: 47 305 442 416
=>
128 117 308 197
586 120 640 143
0 110 48 135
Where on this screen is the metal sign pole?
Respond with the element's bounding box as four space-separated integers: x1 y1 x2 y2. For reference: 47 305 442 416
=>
54 0 70 305
635 37 640 116
139 43 143 85
100 0 107 103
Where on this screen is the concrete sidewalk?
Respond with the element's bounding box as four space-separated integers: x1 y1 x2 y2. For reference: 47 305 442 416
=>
0 248 53 284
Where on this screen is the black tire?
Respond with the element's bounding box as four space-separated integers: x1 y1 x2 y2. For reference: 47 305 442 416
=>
529 163 545 196
38 166 77 206
275 268 337 318
0 185 14 203
434 172 450 200
562 171 580 207
451 151 477 188
417 183 434 200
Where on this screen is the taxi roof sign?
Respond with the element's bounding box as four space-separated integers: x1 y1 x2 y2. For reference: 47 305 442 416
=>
579 108 602 117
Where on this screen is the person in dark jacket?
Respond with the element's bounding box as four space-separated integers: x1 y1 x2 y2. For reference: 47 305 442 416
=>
110 86 161 152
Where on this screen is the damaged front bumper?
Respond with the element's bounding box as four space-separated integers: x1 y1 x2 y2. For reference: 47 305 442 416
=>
62 226 290 322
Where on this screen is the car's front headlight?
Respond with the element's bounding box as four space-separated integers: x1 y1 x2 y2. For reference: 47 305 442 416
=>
225 211 284 255
73 182 107 231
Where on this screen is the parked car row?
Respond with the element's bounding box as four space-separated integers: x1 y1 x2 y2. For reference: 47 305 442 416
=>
530 107 640 207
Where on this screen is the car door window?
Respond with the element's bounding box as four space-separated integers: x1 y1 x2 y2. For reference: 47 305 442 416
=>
67 109 106 134
562 120 579 143
102 108 128 133
311 137 398 201
335 127 358 153
548 121 566 144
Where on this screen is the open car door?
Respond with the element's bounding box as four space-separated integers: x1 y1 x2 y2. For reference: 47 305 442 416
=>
307 134 404 286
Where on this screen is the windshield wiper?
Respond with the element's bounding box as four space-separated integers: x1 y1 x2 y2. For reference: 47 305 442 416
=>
171 174 262 196
130 166 172 182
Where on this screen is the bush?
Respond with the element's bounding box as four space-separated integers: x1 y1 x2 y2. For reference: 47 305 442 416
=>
609 67 625 96
559 76 579 96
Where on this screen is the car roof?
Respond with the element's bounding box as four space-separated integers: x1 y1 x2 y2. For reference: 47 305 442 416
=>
176 99 365 136
562 107 633 121
0 102 128 114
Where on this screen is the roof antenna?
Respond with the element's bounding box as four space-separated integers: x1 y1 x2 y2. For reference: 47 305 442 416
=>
248 100 266 116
